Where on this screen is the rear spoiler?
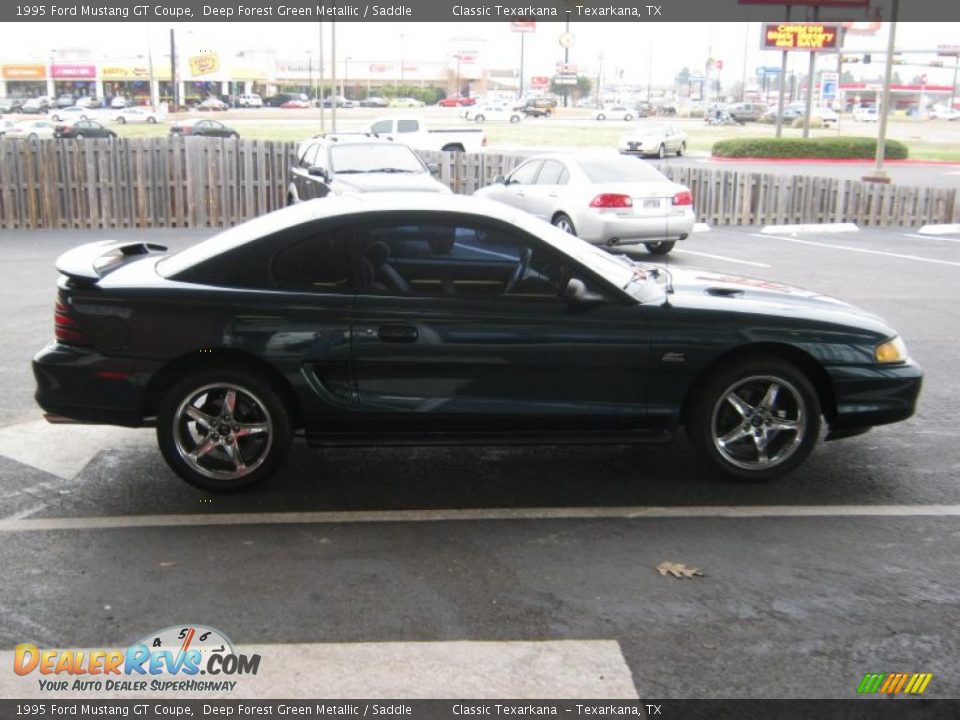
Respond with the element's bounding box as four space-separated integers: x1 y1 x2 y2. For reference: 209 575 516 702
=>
55 241 168 284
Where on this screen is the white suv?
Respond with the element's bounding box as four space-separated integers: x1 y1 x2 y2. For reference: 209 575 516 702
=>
238 93 263 108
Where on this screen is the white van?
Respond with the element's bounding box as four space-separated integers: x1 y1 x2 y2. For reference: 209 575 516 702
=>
238 93 263 108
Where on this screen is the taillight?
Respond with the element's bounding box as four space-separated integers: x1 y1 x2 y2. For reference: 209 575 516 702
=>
482 135 488 147
54 295 87 344
672 190 693 206
589 193 633 209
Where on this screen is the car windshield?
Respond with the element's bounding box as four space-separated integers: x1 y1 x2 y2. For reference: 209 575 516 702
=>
510 212 664 303
576 156 669 184
633 123 667 134
330 144 425 174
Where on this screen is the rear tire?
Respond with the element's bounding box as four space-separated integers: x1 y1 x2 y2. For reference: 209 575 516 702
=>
657 143 666 159
645 241 675 255
686 356 821 482
147 117 156 124
597 114 606 121
677 142 686 157
552 213 577 236
157 367 293 492
625 114 634 121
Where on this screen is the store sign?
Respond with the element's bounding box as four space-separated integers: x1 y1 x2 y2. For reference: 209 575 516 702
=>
2 64 46 80
189 53 220 77
51 64 96 79
820 71 839 104
938 45 960 57
762 23 840 51
530 75 549 89
101 66 150 80
511 21 536 33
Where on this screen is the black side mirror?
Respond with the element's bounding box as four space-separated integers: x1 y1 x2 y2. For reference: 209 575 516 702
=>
426 162 440 175
308 166 330 182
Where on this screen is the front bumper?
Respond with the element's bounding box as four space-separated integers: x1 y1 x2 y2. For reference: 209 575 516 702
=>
826 359 923 433
33 343 162 427
578 207 696 246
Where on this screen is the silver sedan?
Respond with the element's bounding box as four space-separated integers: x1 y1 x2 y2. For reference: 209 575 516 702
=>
474 153 695 255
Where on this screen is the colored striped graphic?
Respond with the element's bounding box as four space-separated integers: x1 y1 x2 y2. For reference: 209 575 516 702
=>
857 672 933 694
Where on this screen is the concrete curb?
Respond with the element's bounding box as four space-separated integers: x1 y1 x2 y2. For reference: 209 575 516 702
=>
917 223 960 236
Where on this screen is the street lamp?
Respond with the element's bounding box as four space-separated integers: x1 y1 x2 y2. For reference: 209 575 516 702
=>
344 56 351 100
307 50 313 101
399 34 405 86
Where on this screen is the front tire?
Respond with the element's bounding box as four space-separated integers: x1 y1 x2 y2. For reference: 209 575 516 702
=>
597 114 606 121
686 356 821 482
657 143 666 159
645 241 675 255
157 368 293 492
677 142 686 157
625 114 634 121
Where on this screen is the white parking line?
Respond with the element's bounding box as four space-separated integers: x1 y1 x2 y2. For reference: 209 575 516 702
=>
750 234 960 267
674 249 770 268
904 233 960 243
0 640 638 699
2 504 960 534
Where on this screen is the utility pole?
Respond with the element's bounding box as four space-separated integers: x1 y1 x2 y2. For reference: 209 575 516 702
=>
318 22 325 132
802 6 820 138
740 22 749 102
331 21 337 132
170 29 178 112
865 0 899 183
518 32 525 100
563 19 570 108
596 52 603 107
774 6 791 138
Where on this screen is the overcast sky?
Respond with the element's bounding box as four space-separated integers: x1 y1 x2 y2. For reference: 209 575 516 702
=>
3 22 959 85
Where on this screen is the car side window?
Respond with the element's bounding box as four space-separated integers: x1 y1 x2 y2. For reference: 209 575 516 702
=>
508 160 542 185
271 228 354 293
370 120 392 134
397 119 419 133
300 142 320 168
536 161 566 186
356 220 586 301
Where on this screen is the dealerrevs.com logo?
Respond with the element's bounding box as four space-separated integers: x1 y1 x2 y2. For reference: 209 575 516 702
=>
14 625 260 693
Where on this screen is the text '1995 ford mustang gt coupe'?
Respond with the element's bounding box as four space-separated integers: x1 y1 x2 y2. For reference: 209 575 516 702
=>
33 195 922 491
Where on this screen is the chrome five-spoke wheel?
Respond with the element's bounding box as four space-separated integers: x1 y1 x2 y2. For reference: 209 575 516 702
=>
158 368 292 492
174 383 273 481
687 356 821 481
712 375 805 471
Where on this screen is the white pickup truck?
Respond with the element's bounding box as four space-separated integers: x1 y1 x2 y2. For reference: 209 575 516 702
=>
368 115 486 153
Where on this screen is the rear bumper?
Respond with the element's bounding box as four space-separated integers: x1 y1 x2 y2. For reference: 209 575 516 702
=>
32 343 161 427
827 360 923 432
579 208 696 246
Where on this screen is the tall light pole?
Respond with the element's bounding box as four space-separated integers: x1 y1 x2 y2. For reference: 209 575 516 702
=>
307 51 313 100
330 21 337 132
170 29 178 111
344 57 351 100
399 33 405 87
318 22 325 131
865 0 900 183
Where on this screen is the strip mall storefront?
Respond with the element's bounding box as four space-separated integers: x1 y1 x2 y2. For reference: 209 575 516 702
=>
1 64 47 97
101 65 171 103
51 64 97 99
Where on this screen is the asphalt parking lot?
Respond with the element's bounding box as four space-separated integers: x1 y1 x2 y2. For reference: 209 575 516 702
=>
0 224 958 699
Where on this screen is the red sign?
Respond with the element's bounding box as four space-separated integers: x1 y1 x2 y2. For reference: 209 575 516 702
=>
530 76 549 89
51 64 96 80
511 21 536 33
762 23 840 51
740 1 869 6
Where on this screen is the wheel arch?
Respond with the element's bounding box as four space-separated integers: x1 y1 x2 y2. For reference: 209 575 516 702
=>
145 348 304 429
441 143 465 152
679 342 836 426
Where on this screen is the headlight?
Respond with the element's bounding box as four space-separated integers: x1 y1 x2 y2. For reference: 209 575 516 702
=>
875 336 908 364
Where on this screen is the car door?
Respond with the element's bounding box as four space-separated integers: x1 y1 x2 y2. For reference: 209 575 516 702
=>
350 213 652 434
522 159 569 221
485 159 542 213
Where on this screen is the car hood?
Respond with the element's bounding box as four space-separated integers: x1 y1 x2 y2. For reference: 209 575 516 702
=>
666 267 894 335
331 173 450 194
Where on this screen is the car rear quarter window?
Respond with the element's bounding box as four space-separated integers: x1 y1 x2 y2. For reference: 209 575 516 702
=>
397 119 419 133
271 228 354 293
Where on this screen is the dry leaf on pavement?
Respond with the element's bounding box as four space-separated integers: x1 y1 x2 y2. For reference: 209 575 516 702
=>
657 561 703 578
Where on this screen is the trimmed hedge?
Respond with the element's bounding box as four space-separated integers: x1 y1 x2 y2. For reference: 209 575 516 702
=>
711 137 909 160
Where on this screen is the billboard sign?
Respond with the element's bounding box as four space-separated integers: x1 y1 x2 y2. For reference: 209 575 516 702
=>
762 23 840 51
820 71 839 104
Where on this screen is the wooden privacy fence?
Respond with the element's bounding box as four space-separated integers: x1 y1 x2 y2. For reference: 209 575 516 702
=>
1 138 957 230
0 137 295 230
